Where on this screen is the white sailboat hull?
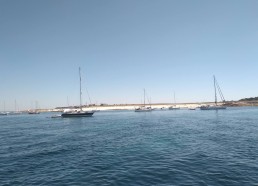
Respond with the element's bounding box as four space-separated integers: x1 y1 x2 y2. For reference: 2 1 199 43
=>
135 106 152 112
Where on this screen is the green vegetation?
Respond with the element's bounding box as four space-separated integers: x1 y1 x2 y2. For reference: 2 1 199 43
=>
239 97 258 101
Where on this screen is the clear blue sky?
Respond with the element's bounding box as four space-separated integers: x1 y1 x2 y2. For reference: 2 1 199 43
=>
0 0 258 110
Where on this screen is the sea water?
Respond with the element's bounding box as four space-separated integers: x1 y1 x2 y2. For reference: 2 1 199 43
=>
0 107 258 185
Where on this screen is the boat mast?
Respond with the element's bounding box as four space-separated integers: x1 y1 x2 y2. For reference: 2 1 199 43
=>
35 101 38 111
213 75 217 105
174 91 176 106
144 88 145 106
215 78 226 103
67 96 69 107
79 67 82 111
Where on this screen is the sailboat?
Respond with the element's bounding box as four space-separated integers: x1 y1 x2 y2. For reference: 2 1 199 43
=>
9 100 22 115
61 67 95 117
135 89 152 112
28 101 40 114
169 91 180 110
28 110 40 114
0 101 7 116
200 75 226 110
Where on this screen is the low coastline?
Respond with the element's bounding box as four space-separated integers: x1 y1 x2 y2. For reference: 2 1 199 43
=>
14 101 257 113
49 101 258 112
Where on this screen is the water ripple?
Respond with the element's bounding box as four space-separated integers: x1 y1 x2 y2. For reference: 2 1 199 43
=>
0 107 258 185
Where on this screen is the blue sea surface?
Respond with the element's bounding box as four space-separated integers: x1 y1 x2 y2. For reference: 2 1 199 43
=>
0 107 258 185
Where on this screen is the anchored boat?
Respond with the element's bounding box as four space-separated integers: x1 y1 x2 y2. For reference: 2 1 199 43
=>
61 67 95 117
200 76 226 110
135 89 152 112
169 91 180 110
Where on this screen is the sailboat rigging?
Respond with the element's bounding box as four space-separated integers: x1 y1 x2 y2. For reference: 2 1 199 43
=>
200 75 226 110
0 101 7 116
28 101 40 114
169 91 180 110
61 67 95 117
135 89 152 112
9 100 22 115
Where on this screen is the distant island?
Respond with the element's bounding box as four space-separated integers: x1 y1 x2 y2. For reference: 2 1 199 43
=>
239 97 258 101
